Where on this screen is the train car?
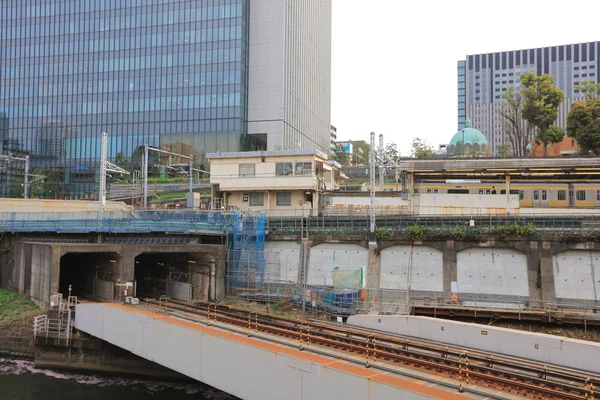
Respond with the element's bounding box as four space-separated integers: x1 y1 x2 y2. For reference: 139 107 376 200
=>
510 183 569 208
571 183 600 208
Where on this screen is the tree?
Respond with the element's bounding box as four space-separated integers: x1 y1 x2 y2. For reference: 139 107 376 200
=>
497 143 512 158
113 152 131 183
384 142 400 163
566 98 600 155
520 72 566 156
30 168 63 199
410 137 433 158
498 88 532 157
331 144 348 166
575 80 600 100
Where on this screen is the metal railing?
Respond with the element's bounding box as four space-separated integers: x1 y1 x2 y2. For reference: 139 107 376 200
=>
33 293 76 344
267 213 600 237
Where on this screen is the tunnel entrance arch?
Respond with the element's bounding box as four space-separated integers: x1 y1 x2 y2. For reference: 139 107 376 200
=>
59 252 121 300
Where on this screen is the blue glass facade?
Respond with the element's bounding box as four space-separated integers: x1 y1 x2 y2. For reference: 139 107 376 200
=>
0 0 261 198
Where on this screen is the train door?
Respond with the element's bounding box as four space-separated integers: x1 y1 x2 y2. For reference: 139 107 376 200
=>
532 189 542 207
596 190 600 208
568 184 574 207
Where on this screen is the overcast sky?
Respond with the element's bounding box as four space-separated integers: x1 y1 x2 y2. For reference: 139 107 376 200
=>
331 0 600 155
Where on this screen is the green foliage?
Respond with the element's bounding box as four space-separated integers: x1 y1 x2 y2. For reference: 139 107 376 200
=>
497 144 512 157
151 191 189 202
407 225 425 240
411 137 433 158
520 72 566 155
0 289 40 325
30 168 64 199
331 144 348 166
567 98 600 155
375 228 390 239
491 223 537 237
575 80 600 100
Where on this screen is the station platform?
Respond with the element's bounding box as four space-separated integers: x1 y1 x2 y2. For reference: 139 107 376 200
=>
74 302 514 400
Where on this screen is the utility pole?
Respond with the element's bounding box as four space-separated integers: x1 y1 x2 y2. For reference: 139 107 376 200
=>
24 155 29 199
378 134 384 191
143 144 149 209
99 132 130 214
369 132 376 234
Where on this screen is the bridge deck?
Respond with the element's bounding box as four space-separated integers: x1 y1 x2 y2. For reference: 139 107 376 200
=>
74 303 500 400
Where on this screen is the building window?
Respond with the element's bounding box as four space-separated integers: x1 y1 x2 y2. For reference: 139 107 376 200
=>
239 164 255 177
558 190 566 201
295 162 312 175
576 190 586 201
276 192 292 206
571 140 575 146
276 163 293 176
250 192 264 206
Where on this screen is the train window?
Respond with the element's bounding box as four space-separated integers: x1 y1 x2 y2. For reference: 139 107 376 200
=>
510 190 519 195
433 189 439 194
426 189 432 194
501 190 505 194
519 190 524 200
534 191 539 200
597 191 600 201
542 190 547 201
558 190 566 201
448 189 469 194
485 190 491 194
414 189 418 194
478 189 484 194
576 190 586 201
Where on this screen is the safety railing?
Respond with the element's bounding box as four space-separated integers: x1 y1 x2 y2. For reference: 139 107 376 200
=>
266 212 600 237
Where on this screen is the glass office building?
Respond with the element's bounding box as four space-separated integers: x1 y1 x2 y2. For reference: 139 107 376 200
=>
0 0 264 198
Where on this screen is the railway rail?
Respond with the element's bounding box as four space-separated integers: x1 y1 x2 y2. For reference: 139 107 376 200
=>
143 296 599 400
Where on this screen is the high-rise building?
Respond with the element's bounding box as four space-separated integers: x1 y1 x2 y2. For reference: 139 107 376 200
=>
248 0 332 152
0 0 331 198
330 125 337 152
458 41 599 154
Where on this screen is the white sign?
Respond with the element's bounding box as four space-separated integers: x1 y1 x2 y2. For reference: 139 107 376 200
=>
337 316 343 323
451 281 458 293
446 179 481 184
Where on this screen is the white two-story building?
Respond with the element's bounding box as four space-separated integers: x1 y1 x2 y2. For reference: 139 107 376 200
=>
207 150 342 217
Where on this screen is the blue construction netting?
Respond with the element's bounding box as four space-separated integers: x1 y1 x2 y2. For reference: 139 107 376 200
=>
230 212 267 289
0 210 236 235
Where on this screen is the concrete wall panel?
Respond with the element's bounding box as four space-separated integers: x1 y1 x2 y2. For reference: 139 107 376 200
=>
348 315 600 374
307 243 367 286
457 247 528 297
553 250 600 301
380 246 442 292
264 241 301 283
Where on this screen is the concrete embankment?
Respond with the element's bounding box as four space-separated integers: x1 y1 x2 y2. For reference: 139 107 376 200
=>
0 289 40 359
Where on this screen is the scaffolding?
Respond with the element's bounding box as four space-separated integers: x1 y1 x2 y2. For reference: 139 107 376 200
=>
227 212 267 293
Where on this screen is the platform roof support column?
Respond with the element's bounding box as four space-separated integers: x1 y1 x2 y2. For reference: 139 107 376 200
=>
505 174 511 215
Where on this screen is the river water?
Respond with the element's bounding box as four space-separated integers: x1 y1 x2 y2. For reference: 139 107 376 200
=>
0 358 235 400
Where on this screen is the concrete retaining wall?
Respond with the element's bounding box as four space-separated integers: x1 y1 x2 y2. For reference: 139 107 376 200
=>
348 315 600 374
380 246 442 292
457 247 529 298
554 250 600 301
264 241 301 283
307 243 367 286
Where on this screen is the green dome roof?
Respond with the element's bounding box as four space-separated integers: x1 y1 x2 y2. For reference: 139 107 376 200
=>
449 119 488 147
447 119 489 156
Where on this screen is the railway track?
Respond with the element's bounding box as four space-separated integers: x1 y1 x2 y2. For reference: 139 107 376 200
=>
143 297 599 400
